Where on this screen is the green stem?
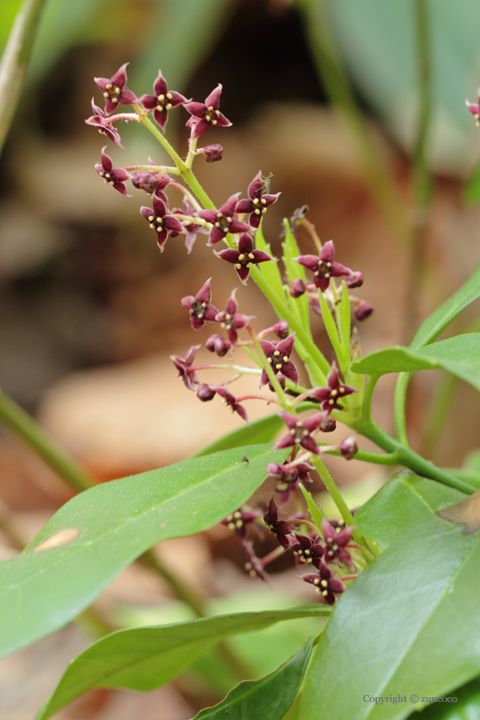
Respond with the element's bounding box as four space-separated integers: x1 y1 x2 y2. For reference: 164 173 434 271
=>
0 389 95 493
323 448 401 466
394 373 411 446
0 0 50 155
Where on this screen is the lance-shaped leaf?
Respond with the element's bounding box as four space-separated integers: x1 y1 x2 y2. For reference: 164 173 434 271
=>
0 443 286 661
193 638 314 720
36 612 324 720
299 493 480 720
355 472 465 551
352 333 480 391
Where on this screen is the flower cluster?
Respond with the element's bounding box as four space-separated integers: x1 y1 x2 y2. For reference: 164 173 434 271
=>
86 63 374 603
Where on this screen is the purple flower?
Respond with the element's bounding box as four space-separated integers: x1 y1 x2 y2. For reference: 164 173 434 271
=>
197 195 252 246
244 541 266 581
216 233 274 283
302 560 346 605
306 362 357 412
259 333 298 387
221 508 261 541
181 278 219 330
197 383 216 402
291 533 324 566
185 84 232 139
321 518 355 572
346 271 363 289
215 386 248 423
263 498 295 550
273 320 289 339
204 144 224 163
235 171 280 229
94 63 138 115
172 197 208 254
275 412 331 455
295 240 351 292
267 461 314 498
339 436 358 460
140 71 189 132
466 93 480 126
85 99 124 148
140 191 184 251
205 333 231 357
95 147 130 195
131 162 171 195
170 345 200 390
215 289 253 345
354 300 374 321
289 278 307 298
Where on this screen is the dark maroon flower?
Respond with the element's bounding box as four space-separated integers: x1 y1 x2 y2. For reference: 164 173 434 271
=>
181 278 219 331
291 533 324 566
273 320 289 339
236 171 280 229
221 508 261 541
275 412 332 455
339 436 358 460
131 161 171 195
302 560 346 605
322 518 355 571
170 345 200 390
85 99 124 148
290 278 307 298
140 191 184 251
198 195 252 246
94 63 138 114
197 383 216 402
185 84 232 139
215 386 248 423
215 289 253 345
306 362 357 412
244 541 266 581
263 498 295 550
94 147 130 195
346 271 364 289
205 333 231 357
466 93 480 126
140 71 189 132
204 144 224 162
171 197 209 254
216 233 274 283
259 333 298 387
295 241 351 292
267 460 313 489
354 300 374 321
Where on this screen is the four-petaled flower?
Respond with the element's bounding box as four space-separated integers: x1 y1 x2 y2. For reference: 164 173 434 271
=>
95 147 130 195
259 333 298 387
94 63 138 114
215 386 248 423
185 84 232 139
291 533 324 566
85 100 124 148
244 541 266 581
267 461 314 499
263 498 295 550
215 289 253 345
236 171 280 228
302 560 346 605
197 195 252 246
181 278 219 330
216 233 274 283
221 508 261 542
140 71 190 132
307 361 357 411
295 240 351 292
321 518 355 572
140 191 184 251
275 412 331 455
170 345 201 390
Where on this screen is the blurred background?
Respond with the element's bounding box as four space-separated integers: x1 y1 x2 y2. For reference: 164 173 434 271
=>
1 0 480 717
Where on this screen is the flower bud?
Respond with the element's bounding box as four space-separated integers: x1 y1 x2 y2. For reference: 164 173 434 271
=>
197 383 216 402
355 301 374 322
290 279 306 298
339 435 358 460
346 271 364 289
204 144 224 163
319 416 336 433
266 462 286 480
205 334 230 357
273 319 289 339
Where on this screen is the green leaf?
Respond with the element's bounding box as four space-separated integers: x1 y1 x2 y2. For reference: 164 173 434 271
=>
0 443 286 661
410 263 480 348
338 280 351 362
419 676 480 718
282 220 310 328
253 221 285 301
299 485 325 530
355 472 465 550
193 639 314 720
192 413 285 457
352 333 480 391
300 503 480 719
318 290 348 375
36 610 326 720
